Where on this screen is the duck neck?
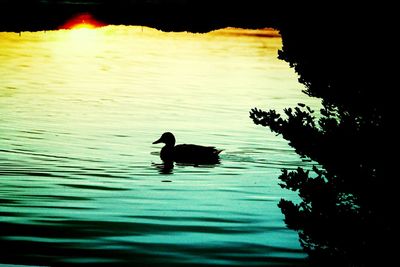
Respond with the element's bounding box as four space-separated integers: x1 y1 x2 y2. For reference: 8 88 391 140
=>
161 143 174 161
164 141 175 149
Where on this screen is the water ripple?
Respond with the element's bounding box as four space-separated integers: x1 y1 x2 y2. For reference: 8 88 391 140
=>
0 26 321 266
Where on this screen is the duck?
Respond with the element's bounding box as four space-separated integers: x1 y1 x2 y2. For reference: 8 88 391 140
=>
152 132 222 164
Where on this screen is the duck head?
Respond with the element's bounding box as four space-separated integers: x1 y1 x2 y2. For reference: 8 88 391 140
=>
153 132 176 147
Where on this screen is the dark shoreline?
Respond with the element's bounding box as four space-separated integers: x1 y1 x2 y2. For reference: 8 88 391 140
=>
0 0 281 33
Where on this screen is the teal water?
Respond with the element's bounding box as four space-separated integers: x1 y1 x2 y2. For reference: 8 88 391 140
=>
0 26 320 266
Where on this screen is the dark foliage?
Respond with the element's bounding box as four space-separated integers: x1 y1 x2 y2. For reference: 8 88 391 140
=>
250 5 393 267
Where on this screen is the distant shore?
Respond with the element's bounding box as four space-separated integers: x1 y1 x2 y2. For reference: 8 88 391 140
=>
0 0 281 33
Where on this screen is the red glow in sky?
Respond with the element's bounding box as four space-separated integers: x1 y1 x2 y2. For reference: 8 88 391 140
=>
59 13 106 30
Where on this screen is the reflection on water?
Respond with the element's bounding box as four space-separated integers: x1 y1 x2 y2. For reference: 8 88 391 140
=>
0 26 320 266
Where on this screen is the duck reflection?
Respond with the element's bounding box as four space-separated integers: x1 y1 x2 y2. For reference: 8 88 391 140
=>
152 161 174 174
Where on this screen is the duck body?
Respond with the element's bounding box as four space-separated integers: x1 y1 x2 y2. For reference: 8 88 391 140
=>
153 132 221 164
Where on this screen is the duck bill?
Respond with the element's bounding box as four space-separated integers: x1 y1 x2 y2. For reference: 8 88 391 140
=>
152 138 162 144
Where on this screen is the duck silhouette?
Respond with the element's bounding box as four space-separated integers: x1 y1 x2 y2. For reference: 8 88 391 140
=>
153 132 222 164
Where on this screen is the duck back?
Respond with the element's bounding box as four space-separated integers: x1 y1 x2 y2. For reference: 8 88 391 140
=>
173 144 221 164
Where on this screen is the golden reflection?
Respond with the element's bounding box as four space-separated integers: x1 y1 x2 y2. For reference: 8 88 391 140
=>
67 28 99 43
0 26 285 100
209 27 281 38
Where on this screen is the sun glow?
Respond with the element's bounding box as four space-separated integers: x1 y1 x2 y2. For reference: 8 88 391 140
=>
59 13 106 30
55 13 108 49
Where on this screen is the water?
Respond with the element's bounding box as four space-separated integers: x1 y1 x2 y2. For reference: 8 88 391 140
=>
0 26 320 266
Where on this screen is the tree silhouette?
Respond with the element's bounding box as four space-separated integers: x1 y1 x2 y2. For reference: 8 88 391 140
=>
250 6 392 267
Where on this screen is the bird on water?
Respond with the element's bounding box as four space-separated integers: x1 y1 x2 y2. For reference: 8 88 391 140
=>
153 132 222 164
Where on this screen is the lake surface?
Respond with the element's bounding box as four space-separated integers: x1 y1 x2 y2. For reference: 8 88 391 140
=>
0 26 320 266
